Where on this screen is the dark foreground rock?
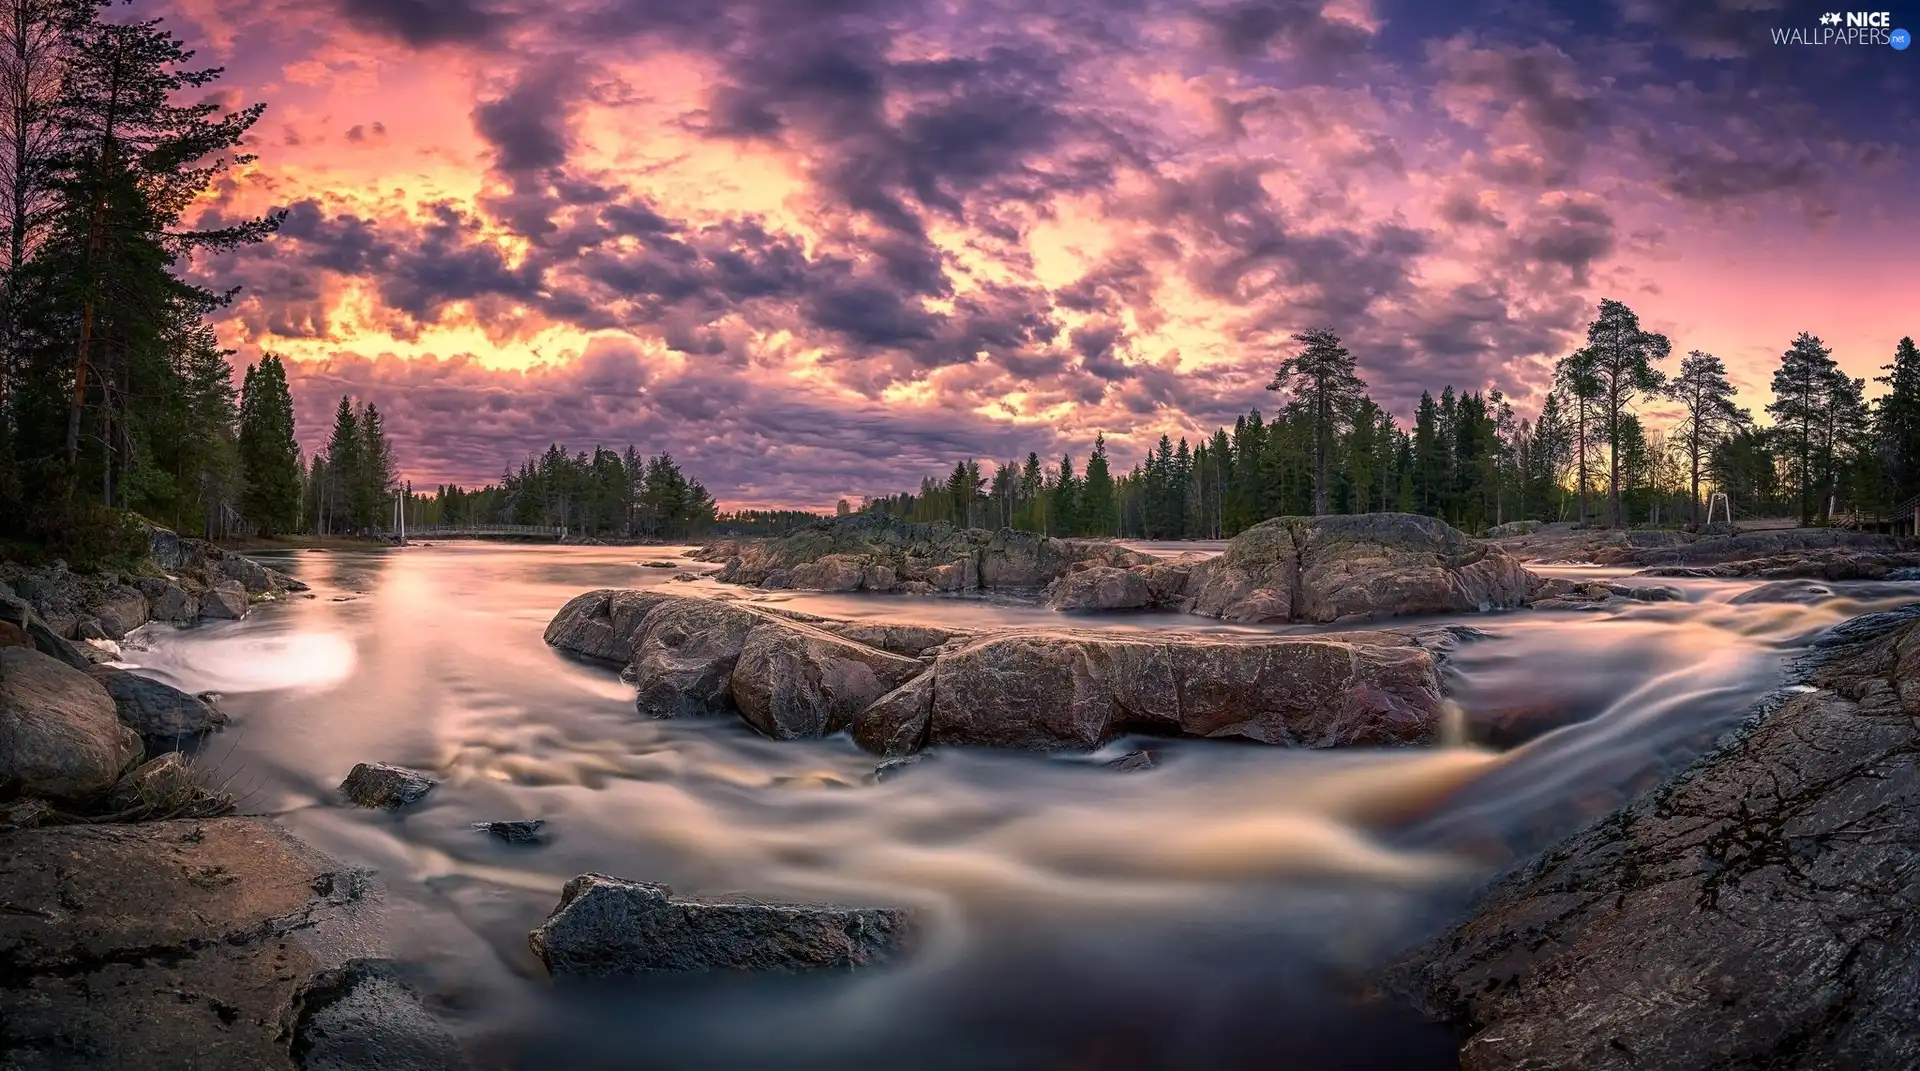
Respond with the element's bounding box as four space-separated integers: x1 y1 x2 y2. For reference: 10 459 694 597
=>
339 763 438 809
87 665 228 744
1389 609 1920 1070
527 873 912 976
0 818 466 1070
1045 513 1533 624
691 513 1155 594
546 590 1456 755
0 646 143 799
473 819 546 843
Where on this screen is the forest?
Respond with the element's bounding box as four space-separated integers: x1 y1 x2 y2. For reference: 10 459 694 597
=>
861 312 1920 541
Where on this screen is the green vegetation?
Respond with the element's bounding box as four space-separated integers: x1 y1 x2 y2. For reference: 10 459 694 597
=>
410 446 719 539
861 306 1920 538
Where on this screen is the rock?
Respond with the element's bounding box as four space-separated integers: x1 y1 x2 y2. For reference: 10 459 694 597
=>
0 591 91 670
813 621 976 657
93 585 150 639
0 620 28 649
730 622 923 740
87 665 229 743
625 597 765 718
1182 514 1533 624
472 819 546 843
850 671 936 756
692 514 1155 594
671 572 697 581
1483 520 1541 538
1388 613 1920 1070
921 629 1446 751
0 647 143 799
74 615 110 641
139 577 198 622
542 589 675 666
1049 565 1155 611
0 797 49 831
639 560 679 568
527 873 913 976
339 762 437 809
868 755 924 783
0 818 467 1069
105 751 234 817
1105 749 1158 772
198 578 249 620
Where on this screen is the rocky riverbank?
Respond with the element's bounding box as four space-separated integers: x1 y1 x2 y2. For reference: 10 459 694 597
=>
0 523 308 651
1488 521 1920 577
1385 603 1920 1070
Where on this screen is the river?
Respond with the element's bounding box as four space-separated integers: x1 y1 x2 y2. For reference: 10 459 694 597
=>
115 543 1920 1070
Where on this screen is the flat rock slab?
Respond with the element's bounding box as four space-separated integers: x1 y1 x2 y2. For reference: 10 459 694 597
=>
1389 611 1920 1070
339 763 438 809
0 818 465 1070
528 873 913 977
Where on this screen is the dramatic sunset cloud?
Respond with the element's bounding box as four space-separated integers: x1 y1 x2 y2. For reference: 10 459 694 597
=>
164 0 1918 508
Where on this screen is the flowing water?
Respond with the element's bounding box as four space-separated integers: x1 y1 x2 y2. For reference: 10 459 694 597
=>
116 544 1919 1070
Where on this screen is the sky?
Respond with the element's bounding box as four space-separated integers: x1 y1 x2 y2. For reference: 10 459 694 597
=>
164 0 1919 509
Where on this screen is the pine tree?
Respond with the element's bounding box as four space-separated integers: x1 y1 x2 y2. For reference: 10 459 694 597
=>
1267 326 1366 515
1049 453 1079 536
1554 349 1602 524
321 395 359 534
1768 332 1838 525
1666 351 1741 527
357 402 393 529
1581 299 1670 528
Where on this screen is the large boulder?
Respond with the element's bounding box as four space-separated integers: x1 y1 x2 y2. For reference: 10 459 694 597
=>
0 592 91 670
910 629 1448 750
527 873 912 976
1389 609 1920 1070
92 585 149 639
1183 514 1532 624
0 647 143 799
87 665 228 743
850 672 936 756
729 623 923 739
138 576 198 622
542 589 676 665
198 579 248 620
625 597 764 718
0 818 467 1069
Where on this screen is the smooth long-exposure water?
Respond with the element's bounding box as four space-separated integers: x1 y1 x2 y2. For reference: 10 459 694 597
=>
115 543 1919 1070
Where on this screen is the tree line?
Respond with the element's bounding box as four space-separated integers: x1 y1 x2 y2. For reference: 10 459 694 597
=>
860 301 1920 538
409 445 719 540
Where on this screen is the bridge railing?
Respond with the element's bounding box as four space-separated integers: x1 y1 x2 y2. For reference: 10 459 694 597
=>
373 524 566 539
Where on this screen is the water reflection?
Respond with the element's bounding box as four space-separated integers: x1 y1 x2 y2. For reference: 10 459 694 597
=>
119 542 1917 1070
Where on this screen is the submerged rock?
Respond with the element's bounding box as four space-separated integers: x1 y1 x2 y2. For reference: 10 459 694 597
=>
868 755 924 783
0 818 466 1069
1389 611 1920 1070
87 665 228 743
1104 749 1158 772
528 873 913 976
473 819 546 844
339 762 438 809
0 647 143 800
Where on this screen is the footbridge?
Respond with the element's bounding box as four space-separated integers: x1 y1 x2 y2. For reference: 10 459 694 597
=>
378 524 568 541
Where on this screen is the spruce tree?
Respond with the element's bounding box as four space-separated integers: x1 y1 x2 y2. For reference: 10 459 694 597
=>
1876 337 1920 501
1767 332 1837 525
1554 348 1602 525
357 402 393 529
321 395 359 534
1049 454 1079 536
237 353 301 533
1081 434 1116 536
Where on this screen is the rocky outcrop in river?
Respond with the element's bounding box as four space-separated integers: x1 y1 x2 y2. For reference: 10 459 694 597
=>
1047 513 1533 624
1490 521 1920 575
1388 606 1920 1070
691 513 1155 593
546 589 1457 754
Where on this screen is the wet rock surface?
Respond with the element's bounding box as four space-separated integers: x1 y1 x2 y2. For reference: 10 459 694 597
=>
1389 607 1920 1071
527 873 913 976
472 819 546 844
339 763 438 810
0 818 466 1070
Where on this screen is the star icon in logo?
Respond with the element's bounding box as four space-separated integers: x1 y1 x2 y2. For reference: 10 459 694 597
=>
1821 11 1841 24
